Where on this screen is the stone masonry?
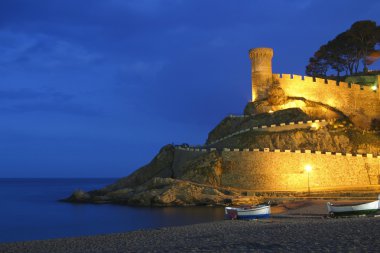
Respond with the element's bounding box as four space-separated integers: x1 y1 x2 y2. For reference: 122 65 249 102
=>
249 47 380 129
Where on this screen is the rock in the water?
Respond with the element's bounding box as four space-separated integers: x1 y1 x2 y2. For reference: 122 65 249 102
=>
64 190 91 203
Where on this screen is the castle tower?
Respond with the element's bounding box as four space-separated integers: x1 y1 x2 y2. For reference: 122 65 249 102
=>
249 48 274 101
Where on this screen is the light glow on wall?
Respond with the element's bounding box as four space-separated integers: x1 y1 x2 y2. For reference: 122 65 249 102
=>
252 91 257 102
311 123 320 130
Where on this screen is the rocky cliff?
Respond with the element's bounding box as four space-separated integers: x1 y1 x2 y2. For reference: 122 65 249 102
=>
65 146 253 206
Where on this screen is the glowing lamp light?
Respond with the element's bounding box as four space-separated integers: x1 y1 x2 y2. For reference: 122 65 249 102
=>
311 123 320 130
305 164 312 172
371 85 377 91
268 110 274 114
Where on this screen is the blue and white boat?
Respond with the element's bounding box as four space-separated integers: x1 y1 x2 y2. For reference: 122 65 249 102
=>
225 203 271 220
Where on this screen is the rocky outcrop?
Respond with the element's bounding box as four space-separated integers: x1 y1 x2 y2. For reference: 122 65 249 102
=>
267 85 287 105
178 151 223 186
65 146 247 206
66 177 259 207
65 104 380 206
243 98 344 120
101 144 176 192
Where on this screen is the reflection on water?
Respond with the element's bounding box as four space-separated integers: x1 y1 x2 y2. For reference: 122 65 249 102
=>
0 179 225 243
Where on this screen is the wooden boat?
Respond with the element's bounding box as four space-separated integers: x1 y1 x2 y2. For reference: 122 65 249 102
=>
225 202 271 220
327 195 380 217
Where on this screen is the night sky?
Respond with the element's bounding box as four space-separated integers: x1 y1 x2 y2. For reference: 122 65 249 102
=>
1 0 379 178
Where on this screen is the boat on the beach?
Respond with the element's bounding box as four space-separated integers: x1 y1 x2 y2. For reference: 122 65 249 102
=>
225 202 271 220
327 195 380 217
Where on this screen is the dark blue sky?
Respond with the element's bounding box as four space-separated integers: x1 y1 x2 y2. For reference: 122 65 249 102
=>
1 0 379 177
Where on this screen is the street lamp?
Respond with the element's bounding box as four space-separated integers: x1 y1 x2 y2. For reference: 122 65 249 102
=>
305 165 312 195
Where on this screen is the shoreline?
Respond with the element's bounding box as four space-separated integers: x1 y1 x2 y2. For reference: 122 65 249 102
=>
1 199 380 252
1 217 380 252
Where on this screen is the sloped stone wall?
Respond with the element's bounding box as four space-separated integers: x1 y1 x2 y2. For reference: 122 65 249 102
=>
274 74 380 129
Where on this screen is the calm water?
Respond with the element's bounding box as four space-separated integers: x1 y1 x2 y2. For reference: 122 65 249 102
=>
0 178 225 243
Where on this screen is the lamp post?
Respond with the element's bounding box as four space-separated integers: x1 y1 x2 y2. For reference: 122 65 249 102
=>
305 165 312 196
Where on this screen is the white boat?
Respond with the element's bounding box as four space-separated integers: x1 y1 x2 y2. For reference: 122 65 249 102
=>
327 195 380 217
225 203 271 220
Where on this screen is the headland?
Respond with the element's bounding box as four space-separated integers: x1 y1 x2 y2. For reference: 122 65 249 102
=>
65 47 380 207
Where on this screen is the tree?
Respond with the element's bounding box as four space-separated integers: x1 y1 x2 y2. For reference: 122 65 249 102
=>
334 31 360 75
349 20 380 72
305 56 328 77
321 40 346 76
306 20 380 77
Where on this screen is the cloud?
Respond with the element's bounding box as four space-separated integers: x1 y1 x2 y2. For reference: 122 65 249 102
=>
0 30 103 69
0 88 100 116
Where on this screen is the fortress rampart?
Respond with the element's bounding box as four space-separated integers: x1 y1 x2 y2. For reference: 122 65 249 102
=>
274 73 380 128
172 48 380 192
174 147 380 191
249 47 380 129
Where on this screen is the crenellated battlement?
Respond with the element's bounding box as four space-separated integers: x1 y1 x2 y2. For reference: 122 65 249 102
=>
248 47 380 129
273 73 377 94
249 48 273 60
207 119 329 145
174 145 380 190
268 72 380 129
175 145 379 158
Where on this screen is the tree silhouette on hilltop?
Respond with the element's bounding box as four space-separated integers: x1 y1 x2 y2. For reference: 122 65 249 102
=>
306 20 380 78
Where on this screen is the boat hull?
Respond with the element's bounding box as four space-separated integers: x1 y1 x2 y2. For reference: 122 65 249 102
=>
225 205 271 220
327 199 380 217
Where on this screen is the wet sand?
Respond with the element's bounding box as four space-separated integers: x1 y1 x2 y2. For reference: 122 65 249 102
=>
1 200 380 253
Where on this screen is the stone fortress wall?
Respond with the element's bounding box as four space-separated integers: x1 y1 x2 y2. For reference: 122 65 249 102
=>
274 73 380 129
250 47 380 129
174 146 380 191
171 48 380 192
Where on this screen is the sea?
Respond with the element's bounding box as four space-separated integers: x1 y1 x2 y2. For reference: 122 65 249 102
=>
0 178 225 243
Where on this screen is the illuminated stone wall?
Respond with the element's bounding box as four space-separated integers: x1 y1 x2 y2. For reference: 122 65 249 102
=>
274 74 380 129
248 47 380 129
221 149 380 191
175 147 380 191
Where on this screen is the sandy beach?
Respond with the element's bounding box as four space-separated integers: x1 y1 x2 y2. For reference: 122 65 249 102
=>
1 200 380 253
